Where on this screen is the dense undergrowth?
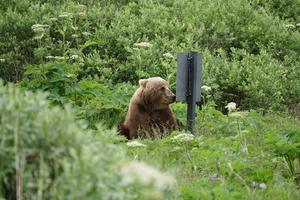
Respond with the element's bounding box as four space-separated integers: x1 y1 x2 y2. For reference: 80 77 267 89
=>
1 0 299 112
1 0 300 199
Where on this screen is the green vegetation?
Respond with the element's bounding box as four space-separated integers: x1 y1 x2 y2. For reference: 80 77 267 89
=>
0 0 300 199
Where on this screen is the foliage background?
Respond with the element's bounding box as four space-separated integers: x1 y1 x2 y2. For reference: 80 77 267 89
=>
1 0 300 199
0 0 299 112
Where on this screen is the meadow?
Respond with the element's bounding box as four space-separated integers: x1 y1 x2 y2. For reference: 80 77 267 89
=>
0 0 300 199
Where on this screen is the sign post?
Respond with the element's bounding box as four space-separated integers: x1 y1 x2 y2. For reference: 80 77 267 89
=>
176 52 202 134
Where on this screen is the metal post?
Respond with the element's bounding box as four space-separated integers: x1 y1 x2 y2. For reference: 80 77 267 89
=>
186 52 196 134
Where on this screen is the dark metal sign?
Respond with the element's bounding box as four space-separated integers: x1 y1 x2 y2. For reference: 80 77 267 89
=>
176 52 202 134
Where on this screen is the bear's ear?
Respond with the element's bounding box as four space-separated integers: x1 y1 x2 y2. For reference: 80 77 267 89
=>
139 79 147 88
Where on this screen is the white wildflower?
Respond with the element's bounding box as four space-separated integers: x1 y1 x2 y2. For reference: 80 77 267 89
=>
71 34 79 38
0 59 5 63
82 32 92 36
225 102 236 112
241 147 248 154
133 42 152 48
54 56 65 61
259 182 267 189
45 55 54 59
70 55 80 60
121 161 175 190
201 85 212 92
126 140 146 147
49 17 58 21
163 52 174 59
31 24 49 33
76 12 86 17
171 133 194 142
285 24 295 29
59 12 73 18
241 130 250 134
31 24 49 30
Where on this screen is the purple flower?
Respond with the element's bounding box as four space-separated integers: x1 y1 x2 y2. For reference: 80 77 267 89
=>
259 182 267 189
209 173 218 181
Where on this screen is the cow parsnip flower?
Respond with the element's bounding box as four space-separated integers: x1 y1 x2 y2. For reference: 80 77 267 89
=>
126 140 146 147
201 85 212 92
171 133 194 142
163 52 174 59
133 42 153 48
225 102 236 112
121 161 175 189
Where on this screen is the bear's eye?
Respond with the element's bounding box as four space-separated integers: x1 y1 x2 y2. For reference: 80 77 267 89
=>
160 87 165 91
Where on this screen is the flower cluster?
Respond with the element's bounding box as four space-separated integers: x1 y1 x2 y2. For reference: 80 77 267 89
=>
201 85 212 92
163 52 174 59
121 161 175 190
45 56 65 61
59 12 73 18
126 140 146 147
171 133 194 142
133 42 153 48
225 102 236 112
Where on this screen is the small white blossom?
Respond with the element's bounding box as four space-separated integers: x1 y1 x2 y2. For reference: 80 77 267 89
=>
31 24 49 30
201 85 212 92
126 140 146 147
70 55 80 60
71 34 79 38
0 59 5 63
225 102 236 112
59 12 73 18
285 24 295 29
241 147 248 154
133 42 152 48
45 56 54 59
76 12 86 17
163 52 174 59
31 24 49 33
171 133 194 142
259 182 267 189
54 56 65 61
82 32 92 36
49 17 58 21
121 161 175 189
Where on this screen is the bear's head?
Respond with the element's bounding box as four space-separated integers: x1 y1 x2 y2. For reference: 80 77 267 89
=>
139 77 176 110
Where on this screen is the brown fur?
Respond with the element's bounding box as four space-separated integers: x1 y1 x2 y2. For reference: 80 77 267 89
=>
118 77 178 139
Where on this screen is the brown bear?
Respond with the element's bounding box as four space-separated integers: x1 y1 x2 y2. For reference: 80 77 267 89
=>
118 77 178 139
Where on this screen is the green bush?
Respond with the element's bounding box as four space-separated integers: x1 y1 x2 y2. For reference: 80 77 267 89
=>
2 0 300 112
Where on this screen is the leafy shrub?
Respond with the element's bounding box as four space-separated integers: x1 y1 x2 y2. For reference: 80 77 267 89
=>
265 126 300 182
2 0 300 112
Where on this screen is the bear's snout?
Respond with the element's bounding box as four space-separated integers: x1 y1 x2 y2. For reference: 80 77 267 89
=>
167 90 176 104
171 94 176 102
